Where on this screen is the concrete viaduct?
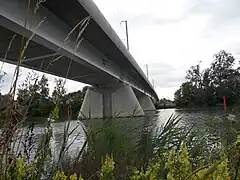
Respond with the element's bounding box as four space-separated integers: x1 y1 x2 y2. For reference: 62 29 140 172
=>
0 0 159 119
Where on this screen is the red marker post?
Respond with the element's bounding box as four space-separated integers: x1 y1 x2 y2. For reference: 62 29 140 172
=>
66 100 71 120
68 104 70 120
223 96 227 111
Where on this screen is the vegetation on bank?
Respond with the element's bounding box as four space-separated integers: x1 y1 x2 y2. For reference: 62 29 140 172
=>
1 44 240 180
0 73 87 119
155 98 176 109
2 111 240 179
174 50 240 108
1 2 240 179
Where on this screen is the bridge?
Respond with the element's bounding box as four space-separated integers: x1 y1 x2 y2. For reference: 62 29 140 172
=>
0 0 158 118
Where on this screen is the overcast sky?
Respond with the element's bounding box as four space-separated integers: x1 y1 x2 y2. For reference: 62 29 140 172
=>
2 0 240 100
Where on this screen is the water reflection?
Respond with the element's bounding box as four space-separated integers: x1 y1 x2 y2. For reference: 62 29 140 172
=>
21 108 225 159
50 121 85 158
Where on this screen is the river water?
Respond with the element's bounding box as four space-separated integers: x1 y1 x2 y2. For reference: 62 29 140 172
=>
22 108 225 159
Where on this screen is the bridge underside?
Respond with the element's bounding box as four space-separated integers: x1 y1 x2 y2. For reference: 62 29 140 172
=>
0 25 156 119
0 0 157 118
0 26 117 85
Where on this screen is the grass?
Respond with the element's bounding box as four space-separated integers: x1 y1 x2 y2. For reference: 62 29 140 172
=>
48 113 239 179
1 102 240 179
1 1 240 179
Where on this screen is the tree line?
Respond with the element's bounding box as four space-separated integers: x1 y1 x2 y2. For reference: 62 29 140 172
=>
0 73 87 118
174 50 240 108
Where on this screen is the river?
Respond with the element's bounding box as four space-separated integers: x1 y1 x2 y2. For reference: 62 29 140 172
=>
20 108 226 160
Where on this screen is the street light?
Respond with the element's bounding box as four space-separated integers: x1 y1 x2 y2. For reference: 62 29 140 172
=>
120 20 129 50
145 64 149 79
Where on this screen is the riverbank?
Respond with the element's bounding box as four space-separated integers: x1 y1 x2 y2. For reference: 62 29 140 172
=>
3 112 240 179
1 109 239 179
155 98 176 109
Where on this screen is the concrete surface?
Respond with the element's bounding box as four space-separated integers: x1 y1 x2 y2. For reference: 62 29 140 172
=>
0 0 158 101
78 87 103 119
111 84 144 117
137 94 156 112
78 84 145 119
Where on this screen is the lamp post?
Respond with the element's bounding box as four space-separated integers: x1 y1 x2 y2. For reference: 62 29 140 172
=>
120 20 129 50
145 64 149 79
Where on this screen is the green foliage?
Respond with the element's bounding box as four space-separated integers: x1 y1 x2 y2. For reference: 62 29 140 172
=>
100 155 115 180
69 173 78 180
155 98 176 109
33 125 53 178
52 78 66 103
190 155 230 180
17 74 54 117
52 170 67 180
13 74 87 119
0 71 88 120
130 169 146 180
166 143 191 180
7 158 32 180
64 89 86 113
69 173 84 180
49 103 60 121
52 171 84 180
130 162 161 180
212 154 230 180
2 113 240 179
175 50 240 107
79 119 137 179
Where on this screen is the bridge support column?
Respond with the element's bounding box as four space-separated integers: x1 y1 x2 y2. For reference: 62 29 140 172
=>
137 94 156 112
78 84 145 119
78 87 104 119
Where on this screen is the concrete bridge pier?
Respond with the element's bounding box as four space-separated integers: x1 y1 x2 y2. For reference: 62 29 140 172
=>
137 94 156 112
78 84 145 119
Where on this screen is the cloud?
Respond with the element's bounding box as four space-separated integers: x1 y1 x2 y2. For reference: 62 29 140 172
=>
147 63 185 88
126 13 186 29
188 0 240 22
2 0 240 101
93 0 240 100
137 62 185 98
186 0 240 38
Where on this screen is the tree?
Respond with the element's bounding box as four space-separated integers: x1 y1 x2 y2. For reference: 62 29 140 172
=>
17 72 39 105
208 50 236 87
63 86 88 113
185 62 203 88
175 50 240 108
17 73 53 117
65 90 83 113
38 74 49 99
174 82 197 107
208 50 240 105
174 88 183 107
52 78 66 103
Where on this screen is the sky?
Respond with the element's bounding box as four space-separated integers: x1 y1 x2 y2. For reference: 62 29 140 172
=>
1 0 240 100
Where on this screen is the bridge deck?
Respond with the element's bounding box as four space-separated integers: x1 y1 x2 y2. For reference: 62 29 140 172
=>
0 0 158 100
0 25 117 85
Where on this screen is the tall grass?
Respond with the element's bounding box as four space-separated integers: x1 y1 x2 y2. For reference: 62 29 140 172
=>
0 0 90 179
53 114 239 179
0 1 240 179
